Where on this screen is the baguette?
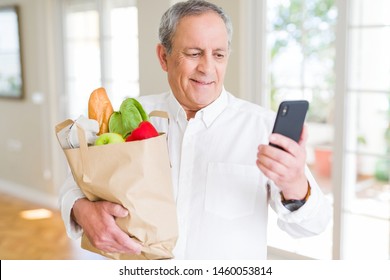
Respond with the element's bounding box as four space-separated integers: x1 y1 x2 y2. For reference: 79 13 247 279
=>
88 87 114 135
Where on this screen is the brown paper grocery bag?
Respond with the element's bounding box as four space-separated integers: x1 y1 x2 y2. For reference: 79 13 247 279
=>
55 116 178 260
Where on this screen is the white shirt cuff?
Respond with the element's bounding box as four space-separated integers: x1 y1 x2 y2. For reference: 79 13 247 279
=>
269 165 331 231
58 173 86 239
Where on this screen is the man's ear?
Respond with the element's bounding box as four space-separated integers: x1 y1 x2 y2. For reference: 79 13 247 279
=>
156 44 168 72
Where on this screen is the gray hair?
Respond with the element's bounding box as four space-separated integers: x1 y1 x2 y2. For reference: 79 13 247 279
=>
158 0 233 54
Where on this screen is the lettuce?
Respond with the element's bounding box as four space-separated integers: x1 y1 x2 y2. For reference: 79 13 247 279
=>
108 98 149 138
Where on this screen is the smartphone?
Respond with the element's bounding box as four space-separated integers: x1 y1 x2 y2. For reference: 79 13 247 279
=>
270 100 309 150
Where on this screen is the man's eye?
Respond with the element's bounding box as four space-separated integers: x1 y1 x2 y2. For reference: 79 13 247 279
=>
215 53 225 59
188 53 200 57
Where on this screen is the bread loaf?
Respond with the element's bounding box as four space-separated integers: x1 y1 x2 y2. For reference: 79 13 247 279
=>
88 87 114 135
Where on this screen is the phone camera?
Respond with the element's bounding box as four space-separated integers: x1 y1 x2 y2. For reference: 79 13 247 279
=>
282 105 288 116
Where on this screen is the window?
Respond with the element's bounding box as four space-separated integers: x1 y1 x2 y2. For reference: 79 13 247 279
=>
266 0 336 259
63 0 139 119
342 0 390 259
264 0 390 260
0 6 23 99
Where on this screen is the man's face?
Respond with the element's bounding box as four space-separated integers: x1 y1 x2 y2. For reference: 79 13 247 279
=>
157 12 229 116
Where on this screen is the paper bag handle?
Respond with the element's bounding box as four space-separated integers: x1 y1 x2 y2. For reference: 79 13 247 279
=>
149 110 170 132
55 119 92 183
149 110 169 119
75 123 92 183
55 119 74 134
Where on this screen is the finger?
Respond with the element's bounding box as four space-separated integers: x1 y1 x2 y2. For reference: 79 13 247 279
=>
105 202 129 218
93 217 142 255
269 133 301 157
256 159 284 185
257 144 304 185
258 144 295 169
256 148 290 177
114 233 143 255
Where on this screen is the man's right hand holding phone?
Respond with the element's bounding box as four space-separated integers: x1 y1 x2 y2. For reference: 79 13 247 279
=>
256 125 309 202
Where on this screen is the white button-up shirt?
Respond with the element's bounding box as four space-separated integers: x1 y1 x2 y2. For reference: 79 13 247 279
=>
60 89 331 259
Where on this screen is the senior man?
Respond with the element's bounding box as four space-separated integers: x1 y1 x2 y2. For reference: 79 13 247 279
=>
60 0 331 259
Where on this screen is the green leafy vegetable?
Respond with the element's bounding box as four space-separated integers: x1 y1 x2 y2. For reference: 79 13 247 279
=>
108 98 149 138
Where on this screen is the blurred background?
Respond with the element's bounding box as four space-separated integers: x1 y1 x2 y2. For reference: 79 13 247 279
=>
0 0 389 260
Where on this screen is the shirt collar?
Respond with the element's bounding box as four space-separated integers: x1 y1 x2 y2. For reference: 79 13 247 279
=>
197 89 228 127
167 88 229 128
167 91 187 123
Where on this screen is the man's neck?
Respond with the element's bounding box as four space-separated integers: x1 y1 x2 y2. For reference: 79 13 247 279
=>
185 109 198 120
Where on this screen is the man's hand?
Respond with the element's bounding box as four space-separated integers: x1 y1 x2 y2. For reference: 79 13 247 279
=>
256 125 309 200
72 198 142 255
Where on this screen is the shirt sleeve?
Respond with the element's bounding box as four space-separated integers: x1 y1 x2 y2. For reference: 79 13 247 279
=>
268 165 332 238
58 171 86 239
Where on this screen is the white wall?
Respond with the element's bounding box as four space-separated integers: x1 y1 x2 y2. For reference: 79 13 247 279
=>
138 0 170 95
0 0 62 207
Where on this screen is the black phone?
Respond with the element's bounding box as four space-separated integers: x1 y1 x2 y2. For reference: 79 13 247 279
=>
270 100 309 150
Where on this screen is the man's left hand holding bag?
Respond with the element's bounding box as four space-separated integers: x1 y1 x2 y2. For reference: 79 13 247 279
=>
72 198 142 255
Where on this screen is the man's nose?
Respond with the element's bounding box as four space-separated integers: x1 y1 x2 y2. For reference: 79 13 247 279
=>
197 54 214 74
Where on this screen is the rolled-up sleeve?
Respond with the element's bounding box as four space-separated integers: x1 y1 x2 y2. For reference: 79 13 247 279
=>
269 165 332 238
58 172 86 239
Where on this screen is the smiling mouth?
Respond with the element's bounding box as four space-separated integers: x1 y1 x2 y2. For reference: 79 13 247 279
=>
190 79 214 85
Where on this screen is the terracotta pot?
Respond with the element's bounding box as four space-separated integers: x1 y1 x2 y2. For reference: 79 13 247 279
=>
314 147 332 177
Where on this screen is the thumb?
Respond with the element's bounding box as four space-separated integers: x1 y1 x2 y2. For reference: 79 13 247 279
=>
105 202 129 218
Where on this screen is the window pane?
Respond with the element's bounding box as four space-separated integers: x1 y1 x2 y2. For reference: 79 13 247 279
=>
271 88 306 105
268 32 303 88
64 8 101 119
106 81 139 110
345 2 390 259
66 41 101 81
0 7 22 97
65 10 99 39
347 92 389 156
104 3 139 108
343 151 390 259
303 53 335 89
343 210 390 259
0 54 22 97
349 28 390 91
350 0 390 26
342 92 389 259
67 79 101 118
63 0 139 118
110 7 139 82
